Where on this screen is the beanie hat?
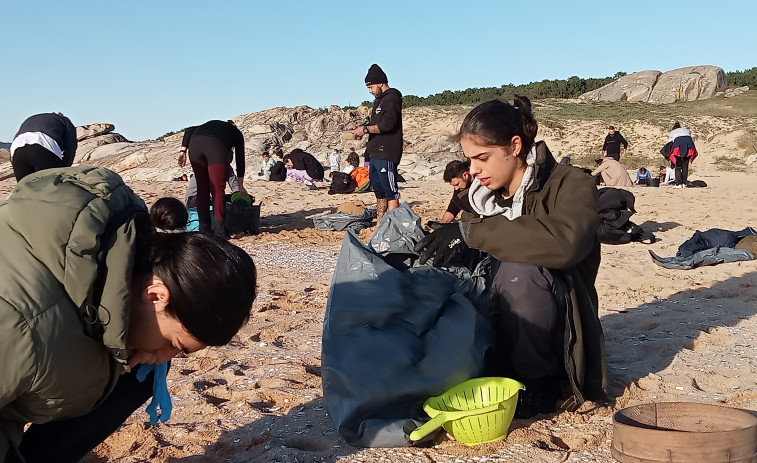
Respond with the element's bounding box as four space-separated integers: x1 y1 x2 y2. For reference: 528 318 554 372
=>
365 64 388 85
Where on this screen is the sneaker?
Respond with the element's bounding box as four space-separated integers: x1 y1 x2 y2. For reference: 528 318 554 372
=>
673 184 683 189
304 183 318 191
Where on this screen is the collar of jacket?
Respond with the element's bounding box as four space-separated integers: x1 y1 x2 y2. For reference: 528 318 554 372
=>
528 140 558 193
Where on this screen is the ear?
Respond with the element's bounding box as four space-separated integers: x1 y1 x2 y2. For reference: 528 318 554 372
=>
141 276 171 309
509 135 523 157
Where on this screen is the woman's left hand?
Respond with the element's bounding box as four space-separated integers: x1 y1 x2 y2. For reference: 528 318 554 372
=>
413 223 468 266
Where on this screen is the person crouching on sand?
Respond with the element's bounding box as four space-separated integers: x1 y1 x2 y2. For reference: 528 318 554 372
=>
0 167 256 462
414 97 607 418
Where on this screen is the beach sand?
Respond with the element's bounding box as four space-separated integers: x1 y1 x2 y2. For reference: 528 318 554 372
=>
2 168 757 463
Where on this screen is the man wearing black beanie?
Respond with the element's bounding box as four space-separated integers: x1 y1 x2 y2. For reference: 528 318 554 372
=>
347 63 403 222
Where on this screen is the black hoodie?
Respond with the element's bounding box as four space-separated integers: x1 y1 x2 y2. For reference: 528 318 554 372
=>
366 87 403 164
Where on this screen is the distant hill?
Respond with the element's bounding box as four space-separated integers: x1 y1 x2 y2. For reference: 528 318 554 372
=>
0 142 10 149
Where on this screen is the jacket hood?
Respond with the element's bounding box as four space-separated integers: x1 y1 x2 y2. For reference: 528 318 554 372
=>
529 140 558 192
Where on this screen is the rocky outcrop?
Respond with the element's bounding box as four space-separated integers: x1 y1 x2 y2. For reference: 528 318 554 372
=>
62 88 756 183
580 65 728 103
76 123 115 141
715 86 750 98
71 105 469 182
648 66 728 103
580 71 661 102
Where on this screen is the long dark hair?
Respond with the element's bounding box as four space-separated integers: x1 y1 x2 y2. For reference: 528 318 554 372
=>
133 216 256 346
455 95 538 157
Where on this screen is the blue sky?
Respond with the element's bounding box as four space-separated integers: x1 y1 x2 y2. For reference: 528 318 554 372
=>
2 0 755 142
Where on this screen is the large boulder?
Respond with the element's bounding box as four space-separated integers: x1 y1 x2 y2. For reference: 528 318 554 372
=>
579 71 661 102
76 123 115 141
580 65 728 103
648 65 728 103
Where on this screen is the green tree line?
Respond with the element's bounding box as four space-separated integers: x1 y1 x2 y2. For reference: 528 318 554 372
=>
727 67 757 87
383 68 755 108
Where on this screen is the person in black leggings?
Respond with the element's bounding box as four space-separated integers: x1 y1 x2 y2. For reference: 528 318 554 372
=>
181 120 247 238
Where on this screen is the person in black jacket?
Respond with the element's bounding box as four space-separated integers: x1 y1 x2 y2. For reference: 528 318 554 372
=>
180 120 247 238
345 64 403 222
10 112 78 181
601 125 628 161
283 148 325 190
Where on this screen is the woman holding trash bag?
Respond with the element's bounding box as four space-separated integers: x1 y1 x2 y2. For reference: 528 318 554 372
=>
0 167 257 462
414 97 607 418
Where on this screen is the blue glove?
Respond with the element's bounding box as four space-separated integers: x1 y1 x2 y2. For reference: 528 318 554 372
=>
136 362 173 425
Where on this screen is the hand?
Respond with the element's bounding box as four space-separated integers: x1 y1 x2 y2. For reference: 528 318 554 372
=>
238 184 248 196
352 126 367 137
128 350 158 368
178 150 187 167
344 123 357 131
413 223 468 266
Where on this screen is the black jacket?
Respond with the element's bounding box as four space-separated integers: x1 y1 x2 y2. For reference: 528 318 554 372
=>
268 161 287 181
328 172 356 194
288 149 324 181
14 113 78 166
366 88 403 163
602 132 628 157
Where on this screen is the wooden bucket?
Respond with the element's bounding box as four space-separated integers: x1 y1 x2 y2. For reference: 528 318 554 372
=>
612 402 757 462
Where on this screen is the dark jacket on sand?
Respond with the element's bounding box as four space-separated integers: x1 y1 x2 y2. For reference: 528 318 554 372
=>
464 141 607 404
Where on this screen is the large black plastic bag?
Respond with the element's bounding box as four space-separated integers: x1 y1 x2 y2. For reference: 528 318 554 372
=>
369 202 426 255
322 206 494 448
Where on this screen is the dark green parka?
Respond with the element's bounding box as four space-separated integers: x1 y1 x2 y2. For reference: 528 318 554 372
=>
0 167 147 459
464 141 607 403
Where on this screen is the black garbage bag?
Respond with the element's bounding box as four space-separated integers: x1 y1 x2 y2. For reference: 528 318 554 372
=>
322 206 495 448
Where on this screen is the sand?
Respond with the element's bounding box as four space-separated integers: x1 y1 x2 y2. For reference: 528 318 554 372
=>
2 166 757 463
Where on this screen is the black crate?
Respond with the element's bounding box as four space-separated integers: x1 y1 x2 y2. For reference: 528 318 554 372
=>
226 203 260 235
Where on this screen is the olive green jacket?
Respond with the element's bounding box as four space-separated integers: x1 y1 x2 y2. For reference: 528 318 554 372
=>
464 141 607 403
0 167 147 460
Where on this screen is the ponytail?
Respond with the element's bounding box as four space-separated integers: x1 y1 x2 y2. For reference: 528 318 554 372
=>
455 96 539 157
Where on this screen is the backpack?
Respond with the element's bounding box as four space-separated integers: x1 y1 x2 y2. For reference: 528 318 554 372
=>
328 172 356 195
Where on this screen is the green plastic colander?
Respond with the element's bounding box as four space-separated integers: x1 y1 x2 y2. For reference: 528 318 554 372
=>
409 377 525 446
